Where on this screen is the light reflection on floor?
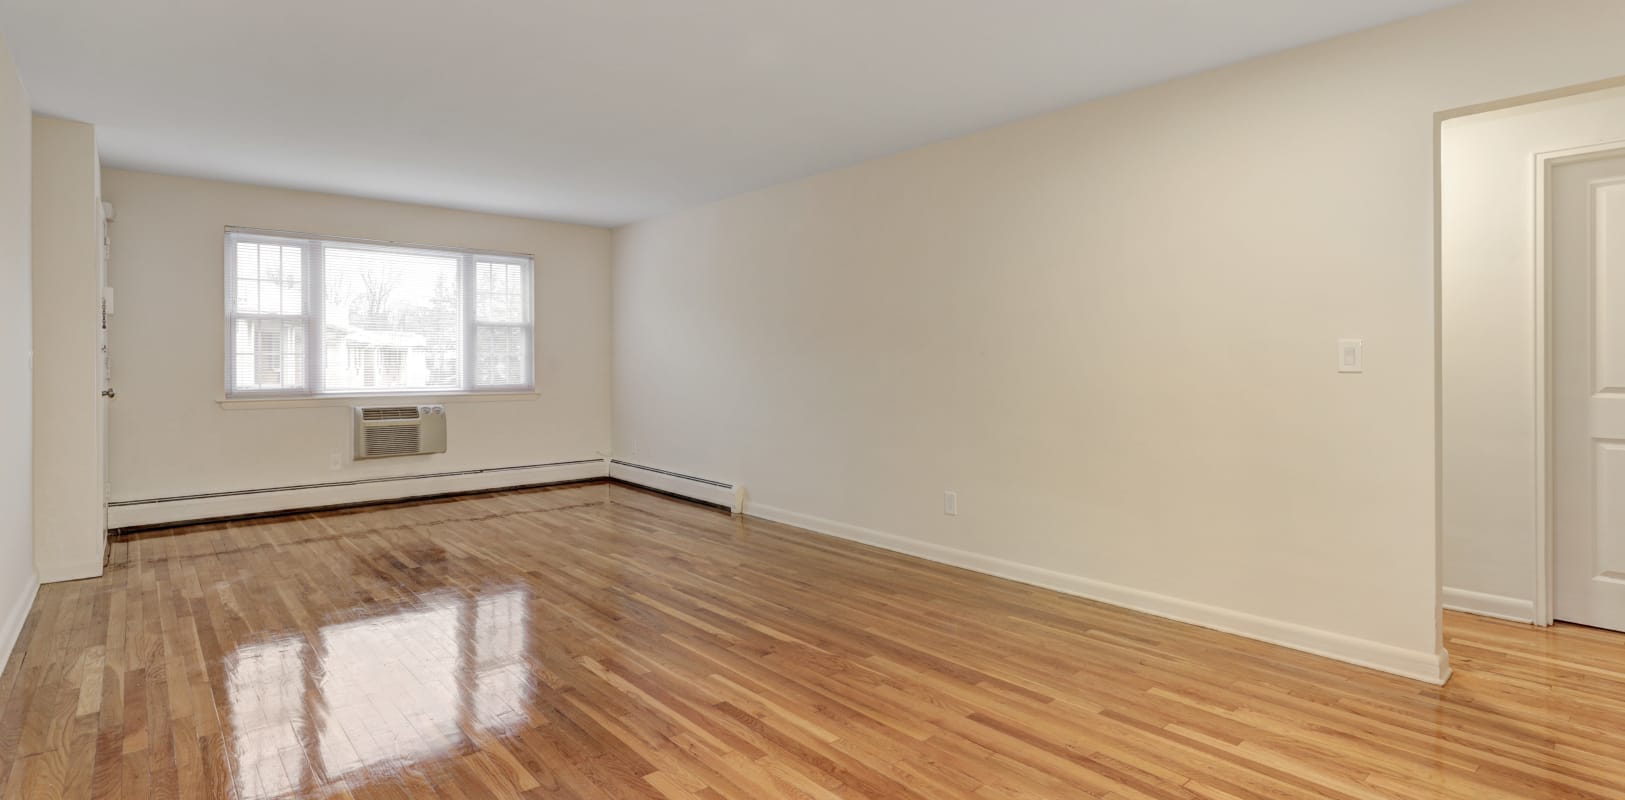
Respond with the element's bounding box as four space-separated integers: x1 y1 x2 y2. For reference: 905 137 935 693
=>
224 589 531 799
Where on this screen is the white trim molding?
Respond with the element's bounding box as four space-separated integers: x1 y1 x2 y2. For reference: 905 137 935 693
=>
609 460 744 512
1443 586 1537 624
107 459 609 529
218 391 540 410
749 502 1451 685
0 574 39 670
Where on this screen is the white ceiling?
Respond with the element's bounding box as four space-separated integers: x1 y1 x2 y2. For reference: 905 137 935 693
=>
0 0 1459 226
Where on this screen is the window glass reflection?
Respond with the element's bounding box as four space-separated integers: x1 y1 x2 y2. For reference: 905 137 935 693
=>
226 637 307 800
317 600 463 776
224 589 531 798
473 590 532 732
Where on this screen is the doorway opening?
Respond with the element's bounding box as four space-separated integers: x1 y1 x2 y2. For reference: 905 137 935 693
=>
1441 83 1625 633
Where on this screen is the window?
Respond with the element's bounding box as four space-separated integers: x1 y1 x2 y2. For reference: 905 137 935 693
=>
226 229 534 397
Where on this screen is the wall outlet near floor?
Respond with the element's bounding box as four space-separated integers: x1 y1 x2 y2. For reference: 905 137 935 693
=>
943 491 958 516
329 451 343 470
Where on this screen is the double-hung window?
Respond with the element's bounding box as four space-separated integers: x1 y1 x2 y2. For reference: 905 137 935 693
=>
226 228 534 397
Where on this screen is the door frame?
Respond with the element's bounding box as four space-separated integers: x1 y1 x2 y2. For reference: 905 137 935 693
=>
1531 139 1625 627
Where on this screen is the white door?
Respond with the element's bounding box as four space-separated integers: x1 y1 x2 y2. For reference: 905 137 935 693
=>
1553 152 1625 631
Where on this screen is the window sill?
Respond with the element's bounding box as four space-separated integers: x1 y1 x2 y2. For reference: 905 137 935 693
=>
217 391 540 410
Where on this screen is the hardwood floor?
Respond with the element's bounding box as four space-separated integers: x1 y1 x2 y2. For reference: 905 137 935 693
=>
0 482 1622 799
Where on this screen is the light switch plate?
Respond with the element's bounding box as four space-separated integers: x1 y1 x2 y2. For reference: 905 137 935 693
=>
1338 339 1363 373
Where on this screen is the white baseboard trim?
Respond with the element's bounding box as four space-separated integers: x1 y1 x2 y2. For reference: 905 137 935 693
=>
37 560 104 584
107 459 610 529
748 503 1451 685
1443 586 1535 624
0 573 39 671
610 460 743 512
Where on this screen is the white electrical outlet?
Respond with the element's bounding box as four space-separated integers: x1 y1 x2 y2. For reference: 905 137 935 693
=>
1337 339 1363 373
943 491 958 516
329 451 343 470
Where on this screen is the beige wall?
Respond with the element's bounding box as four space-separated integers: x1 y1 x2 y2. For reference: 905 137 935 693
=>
32 116 102 582
1442 86 1625 621
102 170 613 504
0 33 35 661
614 0 1625 681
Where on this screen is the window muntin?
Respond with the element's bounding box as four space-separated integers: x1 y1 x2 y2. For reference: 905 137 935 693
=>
225 230 533 397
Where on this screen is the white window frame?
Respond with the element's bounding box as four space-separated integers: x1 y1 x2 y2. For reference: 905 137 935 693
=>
224 227 535 399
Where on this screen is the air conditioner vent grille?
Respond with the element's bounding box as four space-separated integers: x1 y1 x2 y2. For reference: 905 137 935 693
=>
362 406 420 421
363 425 422 457
353 404 446 459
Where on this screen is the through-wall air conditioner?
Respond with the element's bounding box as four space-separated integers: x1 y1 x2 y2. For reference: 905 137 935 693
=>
354 405 447 459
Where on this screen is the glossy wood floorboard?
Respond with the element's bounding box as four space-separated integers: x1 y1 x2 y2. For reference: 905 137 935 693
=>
1 483 1622 799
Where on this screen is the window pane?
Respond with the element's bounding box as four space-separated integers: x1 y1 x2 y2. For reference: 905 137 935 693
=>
322 247 461 392
226 231 534 398
475 325 527 387
232 318 306 391
475 261 526 324
234 242 303 315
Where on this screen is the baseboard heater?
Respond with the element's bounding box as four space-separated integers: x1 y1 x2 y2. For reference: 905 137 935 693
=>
106 458 610 530
609 460 744 513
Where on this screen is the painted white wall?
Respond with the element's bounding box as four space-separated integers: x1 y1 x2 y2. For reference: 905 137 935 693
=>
0 32 37 666
32 116 103 583
101 170 612 508
614 0 1625 683
1440 86 1625 623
